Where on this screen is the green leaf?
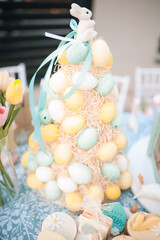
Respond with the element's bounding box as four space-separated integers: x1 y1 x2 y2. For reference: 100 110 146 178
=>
4 106 21 135
3 104 15 129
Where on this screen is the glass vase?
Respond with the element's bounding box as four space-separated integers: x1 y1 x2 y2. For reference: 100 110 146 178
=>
0 134 19 206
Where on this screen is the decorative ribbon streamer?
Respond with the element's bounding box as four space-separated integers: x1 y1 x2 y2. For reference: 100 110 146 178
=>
29 19 92 152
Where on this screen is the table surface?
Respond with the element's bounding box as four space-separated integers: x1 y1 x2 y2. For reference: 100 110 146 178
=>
0 113 154 240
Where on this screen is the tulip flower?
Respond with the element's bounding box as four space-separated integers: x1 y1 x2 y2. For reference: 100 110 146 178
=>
0 70 14 93
0 104 9 127
6 79 23 105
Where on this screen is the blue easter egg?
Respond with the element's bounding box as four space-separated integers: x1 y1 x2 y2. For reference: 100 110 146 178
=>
39 108 52 125
36 151 54 167
102 163 120 180
103 202 126 234
27 154 37 171
66 43 88 64
45 180 62 201
111 113 123 128
95 73 114 96
77 127 98 150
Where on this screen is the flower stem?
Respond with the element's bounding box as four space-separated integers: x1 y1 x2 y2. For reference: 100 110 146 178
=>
0 185 4 206
0 159 14 188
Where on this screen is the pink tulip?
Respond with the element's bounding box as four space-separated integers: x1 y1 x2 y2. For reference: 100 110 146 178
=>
0 104 9 127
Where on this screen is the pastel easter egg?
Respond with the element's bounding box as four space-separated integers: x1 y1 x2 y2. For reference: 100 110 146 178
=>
54 144 72 165
117 154 129 172
91 39 111 67
72 72 97 90
95 74 114 96
21 150 31 168
111 113 123 128
69 162 92 184
58 51 68 65
65 192 83 212
119 170 132 190
105 185 121 200
45 180 62 201
115 133 127 149
48 100 66 123
88 185 104 203
57 177 77 193
99 102 116 123
41 124 59 142
102 163 120 180
27 173 43 189
28 132 39 151
64 88 84 111
62 115 85 135
66 42 88 64
111 86 119 98
49 70 67 94
98 142 117 161
107 54 113 69
103 202 126 234
27 154 37 171
77 127 98 150
35 166 52 182
36 151 54 167
39 108 52 125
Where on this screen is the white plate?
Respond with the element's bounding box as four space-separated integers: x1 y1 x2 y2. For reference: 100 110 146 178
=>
128 136 160 215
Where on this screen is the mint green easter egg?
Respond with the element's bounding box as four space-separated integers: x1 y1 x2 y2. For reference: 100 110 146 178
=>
103 202 126 234
39 108 52 125
102 163 120 180
27 154 37 171
77 127 98 150
95 73 114 96
111 113 123 128
36 151 54 167
45 180 62 201
66 43 88 64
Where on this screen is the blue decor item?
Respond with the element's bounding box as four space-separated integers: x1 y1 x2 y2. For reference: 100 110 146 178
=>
111 113 123 128
39 108 52 125
103 202 126 235
36 151 54 167
66 42 88 64
77 127 98 150
95 73 114 96
102 163 120 180
27 154 37 171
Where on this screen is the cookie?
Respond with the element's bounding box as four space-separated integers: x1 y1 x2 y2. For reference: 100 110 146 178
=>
41 212 77 240
38 231 66 240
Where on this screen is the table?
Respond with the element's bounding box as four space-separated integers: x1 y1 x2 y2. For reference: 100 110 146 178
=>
0 113 154 240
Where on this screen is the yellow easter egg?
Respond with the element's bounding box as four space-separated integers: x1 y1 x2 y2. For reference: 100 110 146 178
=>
28 133 39 151
62 115 85 135
21 150 31 168
99 102 116 123
98 142 117 161
91 39 111 67
107 54 113 69
65 192 83 212
41 124 60 142
58 51 68 65
119 170 132 190
105 185 121 200
64 88 84 111
115 133 127 149
88 185 104 203
27 173 43 189
54 143 72 165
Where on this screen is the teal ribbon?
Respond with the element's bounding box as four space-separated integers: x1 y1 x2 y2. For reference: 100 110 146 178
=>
29 19 92 152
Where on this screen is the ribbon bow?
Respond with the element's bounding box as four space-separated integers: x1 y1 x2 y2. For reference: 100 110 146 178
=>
29 19 92 152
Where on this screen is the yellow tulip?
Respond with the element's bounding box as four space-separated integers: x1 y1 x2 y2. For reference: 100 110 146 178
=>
6 79 23 105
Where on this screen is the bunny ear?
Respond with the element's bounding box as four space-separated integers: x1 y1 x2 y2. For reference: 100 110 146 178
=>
70 3 82 17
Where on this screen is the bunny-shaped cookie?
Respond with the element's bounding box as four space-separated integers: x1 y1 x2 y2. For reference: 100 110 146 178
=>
70 3 97 42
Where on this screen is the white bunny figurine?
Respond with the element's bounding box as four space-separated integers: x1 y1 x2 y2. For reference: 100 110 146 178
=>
70 3 97 42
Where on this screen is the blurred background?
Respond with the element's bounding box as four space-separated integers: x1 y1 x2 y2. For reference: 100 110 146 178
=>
0 0 160 111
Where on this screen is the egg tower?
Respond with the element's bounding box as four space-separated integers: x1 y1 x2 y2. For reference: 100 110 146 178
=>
22 3 132 212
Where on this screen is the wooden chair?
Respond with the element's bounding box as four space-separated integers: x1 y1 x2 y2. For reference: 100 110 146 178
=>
113 75 130 112
0 63 27 92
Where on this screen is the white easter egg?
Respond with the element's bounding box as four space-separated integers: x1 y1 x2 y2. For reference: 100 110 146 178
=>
69 162 92 184
117 154 129 172
35 166 52 182
57 177 77 193
49 70 67 94
45 180 62 201
72 72 97 90
91 39 111 67
48 100 66 123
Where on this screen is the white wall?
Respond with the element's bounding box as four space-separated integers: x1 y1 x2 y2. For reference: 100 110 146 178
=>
93 0 160 110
